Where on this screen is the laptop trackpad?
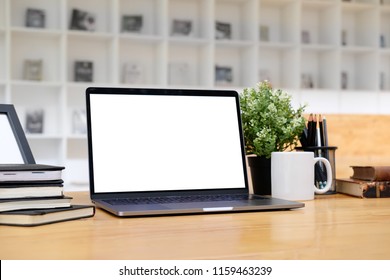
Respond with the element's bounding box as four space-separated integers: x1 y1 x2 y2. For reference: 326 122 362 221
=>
121 204 171 211
164 200 247 209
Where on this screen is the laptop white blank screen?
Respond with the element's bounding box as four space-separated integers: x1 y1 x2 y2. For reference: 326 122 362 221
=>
89 93 246 193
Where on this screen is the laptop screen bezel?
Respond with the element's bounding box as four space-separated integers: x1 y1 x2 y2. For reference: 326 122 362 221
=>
86 87 250 199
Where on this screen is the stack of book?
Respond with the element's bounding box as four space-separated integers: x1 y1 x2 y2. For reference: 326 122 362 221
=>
336 166 390 198
0 164 94 226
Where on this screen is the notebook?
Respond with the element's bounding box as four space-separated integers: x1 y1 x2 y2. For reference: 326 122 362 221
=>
86 87 304 217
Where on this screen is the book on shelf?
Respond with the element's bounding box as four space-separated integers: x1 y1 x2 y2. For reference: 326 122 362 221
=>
341 30 347 46
25 8 45 28
0 196 72 212
341 71 348 90
72 108 87 134
350 166 390 181
121 15 143 33
122 62 144 84
171 19 193 37
74 61 93 82
0 181 63 199
380 72 386 91
69 8 96 32
259 25 269 42
301 73 314 89
301 30 310 44
380 34 386 48
336 178 390 198
25 108 44 134
0 205 95 227
0 164 65 182
23 59 43 81
215 21 231 40
215 65 233 86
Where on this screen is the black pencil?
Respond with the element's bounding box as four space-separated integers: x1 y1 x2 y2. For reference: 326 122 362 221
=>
300 121 308 148
318 114 325 148
310 114 317 147
307 114 314 147
323 115 329 159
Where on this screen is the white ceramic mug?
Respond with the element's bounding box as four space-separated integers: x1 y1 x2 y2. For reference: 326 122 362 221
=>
271 151 332 200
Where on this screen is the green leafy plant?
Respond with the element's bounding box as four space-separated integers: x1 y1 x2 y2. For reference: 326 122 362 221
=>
240 81 306 158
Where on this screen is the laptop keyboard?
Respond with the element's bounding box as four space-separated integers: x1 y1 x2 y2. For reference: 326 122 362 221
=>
103 194 266 205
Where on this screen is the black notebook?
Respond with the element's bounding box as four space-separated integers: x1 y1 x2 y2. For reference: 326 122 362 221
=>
0 205 95 226
0 196 72 212
0 164 64 183
0 181 63 199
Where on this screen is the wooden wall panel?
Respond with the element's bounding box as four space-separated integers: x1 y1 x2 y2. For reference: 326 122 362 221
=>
324 114 390 179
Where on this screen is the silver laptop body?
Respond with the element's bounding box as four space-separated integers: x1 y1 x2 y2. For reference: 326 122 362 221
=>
86 87 304 217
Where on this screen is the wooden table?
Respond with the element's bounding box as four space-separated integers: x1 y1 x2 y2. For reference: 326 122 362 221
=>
1 192 390 260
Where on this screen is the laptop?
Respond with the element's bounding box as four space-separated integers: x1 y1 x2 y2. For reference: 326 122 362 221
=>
86 87 304 217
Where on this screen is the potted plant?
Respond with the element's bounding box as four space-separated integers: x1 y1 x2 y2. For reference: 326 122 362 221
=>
240 81 306 195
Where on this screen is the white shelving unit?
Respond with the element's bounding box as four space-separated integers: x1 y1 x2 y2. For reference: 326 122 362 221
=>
1 0 390 190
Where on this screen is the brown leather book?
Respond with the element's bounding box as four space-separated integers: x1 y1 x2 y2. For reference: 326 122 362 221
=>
336 178 390 198
350 166 390 181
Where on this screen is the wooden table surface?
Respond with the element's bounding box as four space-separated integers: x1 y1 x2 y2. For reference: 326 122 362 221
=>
1 192 390 260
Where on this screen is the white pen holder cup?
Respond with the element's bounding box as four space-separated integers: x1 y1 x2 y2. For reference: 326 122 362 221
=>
271 151 333 201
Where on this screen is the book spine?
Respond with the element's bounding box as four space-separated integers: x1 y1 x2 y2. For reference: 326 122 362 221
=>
362 182 390 198
362 183 378 198
378 182 390 198
351 166 390 181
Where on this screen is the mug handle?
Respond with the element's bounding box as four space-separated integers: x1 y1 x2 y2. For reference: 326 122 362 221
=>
313 157 332 194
